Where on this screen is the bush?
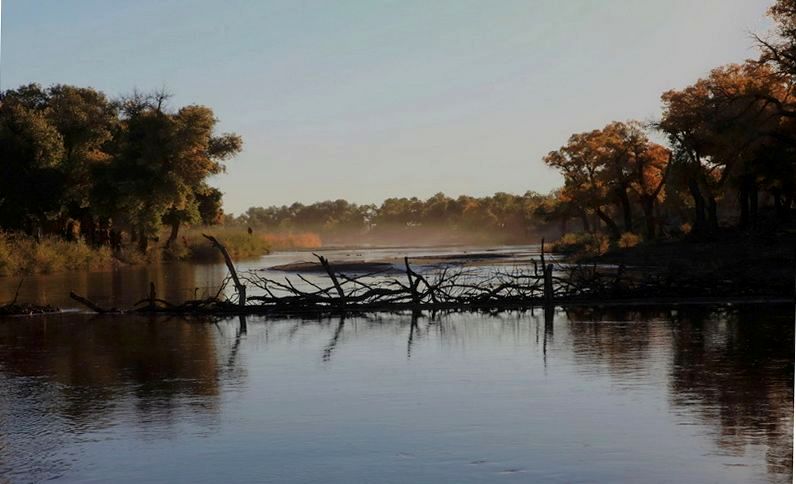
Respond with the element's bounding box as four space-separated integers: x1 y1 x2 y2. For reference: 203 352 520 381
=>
551 232 610 257
618 232 642 249
0 232 115 276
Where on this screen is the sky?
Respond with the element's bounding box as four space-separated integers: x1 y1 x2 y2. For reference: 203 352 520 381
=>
1 0 774 214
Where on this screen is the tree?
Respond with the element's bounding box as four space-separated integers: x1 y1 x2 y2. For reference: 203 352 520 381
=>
544 129 623 238
0 98 65 235
601 122 671 238
111 93 242 251
660 62 788 231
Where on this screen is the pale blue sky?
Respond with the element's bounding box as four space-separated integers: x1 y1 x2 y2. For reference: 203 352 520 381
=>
1 0 773 214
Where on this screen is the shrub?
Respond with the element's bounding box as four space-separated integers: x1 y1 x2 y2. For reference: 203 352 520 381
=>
0 232 115 276
551 232 610 257
618 232 642 249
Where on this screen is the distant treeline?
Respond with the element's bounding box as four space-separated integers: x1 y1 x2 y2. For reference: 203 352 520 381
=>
0 85 241 252
229 192 563 245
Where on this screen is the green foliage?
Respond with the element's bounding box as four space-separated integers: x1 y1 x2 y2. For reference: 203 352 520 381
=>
0 84 241 254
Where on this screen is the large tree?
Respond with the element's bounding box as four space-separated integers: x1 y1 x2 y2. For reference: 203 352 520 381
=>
660 62 789 230
111 93 242 251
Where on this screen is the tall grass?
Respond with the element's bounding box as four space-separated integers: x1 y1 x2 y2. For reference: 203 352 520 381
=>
173 228 321 261
0 227 324 276
260 232 322 250
0 232 115 276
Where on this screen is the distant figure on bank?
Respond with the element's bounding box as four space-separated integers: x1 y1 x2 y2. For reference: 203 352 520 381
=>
248 227 253 236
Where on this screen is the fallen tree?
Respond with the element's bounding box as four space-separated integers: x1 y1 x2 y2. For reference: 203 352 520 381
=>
66 236 795 316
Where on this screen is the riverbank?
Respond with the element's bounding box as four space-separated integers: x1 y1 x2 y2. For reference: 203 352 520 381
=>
0 233 117 276
574 229 796 299
0 229 324 276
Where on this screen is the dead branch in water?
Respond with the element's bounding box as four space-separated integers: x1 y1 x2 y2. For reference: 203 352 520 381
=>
64 237 794 316
203 234 246 306
70 291 114 313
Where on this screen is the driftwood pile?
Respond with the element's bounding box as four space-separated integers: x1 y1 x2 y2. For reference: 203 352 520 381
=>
66 235 794 316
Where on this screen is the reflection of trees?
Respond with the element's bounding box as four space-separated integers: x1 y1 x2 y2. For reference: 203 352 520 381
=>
564 307 668 376
668 306 794 476
0 313 239 480
0 315 223 416
0 261 229 308
1 307 788 480
564 305 793 479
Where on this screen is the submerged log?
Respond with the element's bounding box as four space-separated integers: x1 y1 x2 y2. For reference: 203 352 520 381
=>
70 291 114 313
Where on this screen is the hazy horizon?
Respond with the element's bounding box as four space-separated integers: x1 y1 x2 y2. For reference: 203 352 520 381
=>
1 0 772 214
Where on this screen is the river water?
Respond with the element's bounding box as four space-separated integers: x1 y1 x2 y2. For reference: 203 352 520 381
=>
0 248 792 483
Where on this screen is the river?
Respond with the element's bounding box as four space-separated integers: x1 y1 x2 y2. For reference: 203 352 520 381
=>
0 248 792 483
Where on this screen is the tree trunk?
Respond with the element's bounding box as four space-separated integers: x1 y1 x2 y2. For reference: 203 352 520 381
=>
580 211 591 233
80 216 96 245
750 182 758 228
707 195 718 233
595 208 621 239
616 188 633 232
137 234 149 253
641 198 656 239
166 221 180 248
739 183 750 228
687 177 707 234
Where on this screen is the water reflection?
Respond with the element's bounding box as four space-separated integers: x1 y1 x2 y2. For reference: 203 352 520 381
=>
0 261 230 309
668 307 793 476
0 314 246 481
0 306 791 483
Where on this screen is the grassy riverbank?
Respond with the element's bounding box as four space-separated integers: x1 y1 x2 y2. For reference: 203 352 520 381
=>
0 228 323 276
0 233 116 276
167 228 321 261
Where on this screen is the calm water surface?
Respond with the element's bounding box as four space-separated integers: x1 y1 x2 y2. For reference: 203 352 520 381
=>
0 305 792 483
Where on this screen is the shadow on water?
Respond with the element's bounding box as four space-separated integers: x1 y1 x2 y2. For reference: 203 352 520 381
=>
0 304 791 482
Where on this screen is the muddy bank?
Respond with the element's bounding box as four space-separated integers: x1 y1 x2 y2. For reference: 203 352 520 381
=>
269 261 398 273
268 248 537 274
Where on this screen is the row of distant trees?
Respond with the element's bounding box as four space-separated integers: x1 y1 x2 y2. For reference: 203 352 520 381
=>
0 85 241 251
231 192 563 244
541 0 796 239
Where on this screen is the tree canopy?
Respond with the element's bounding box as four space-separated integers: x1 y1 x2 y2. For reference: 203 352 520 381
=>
0 85 241 251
